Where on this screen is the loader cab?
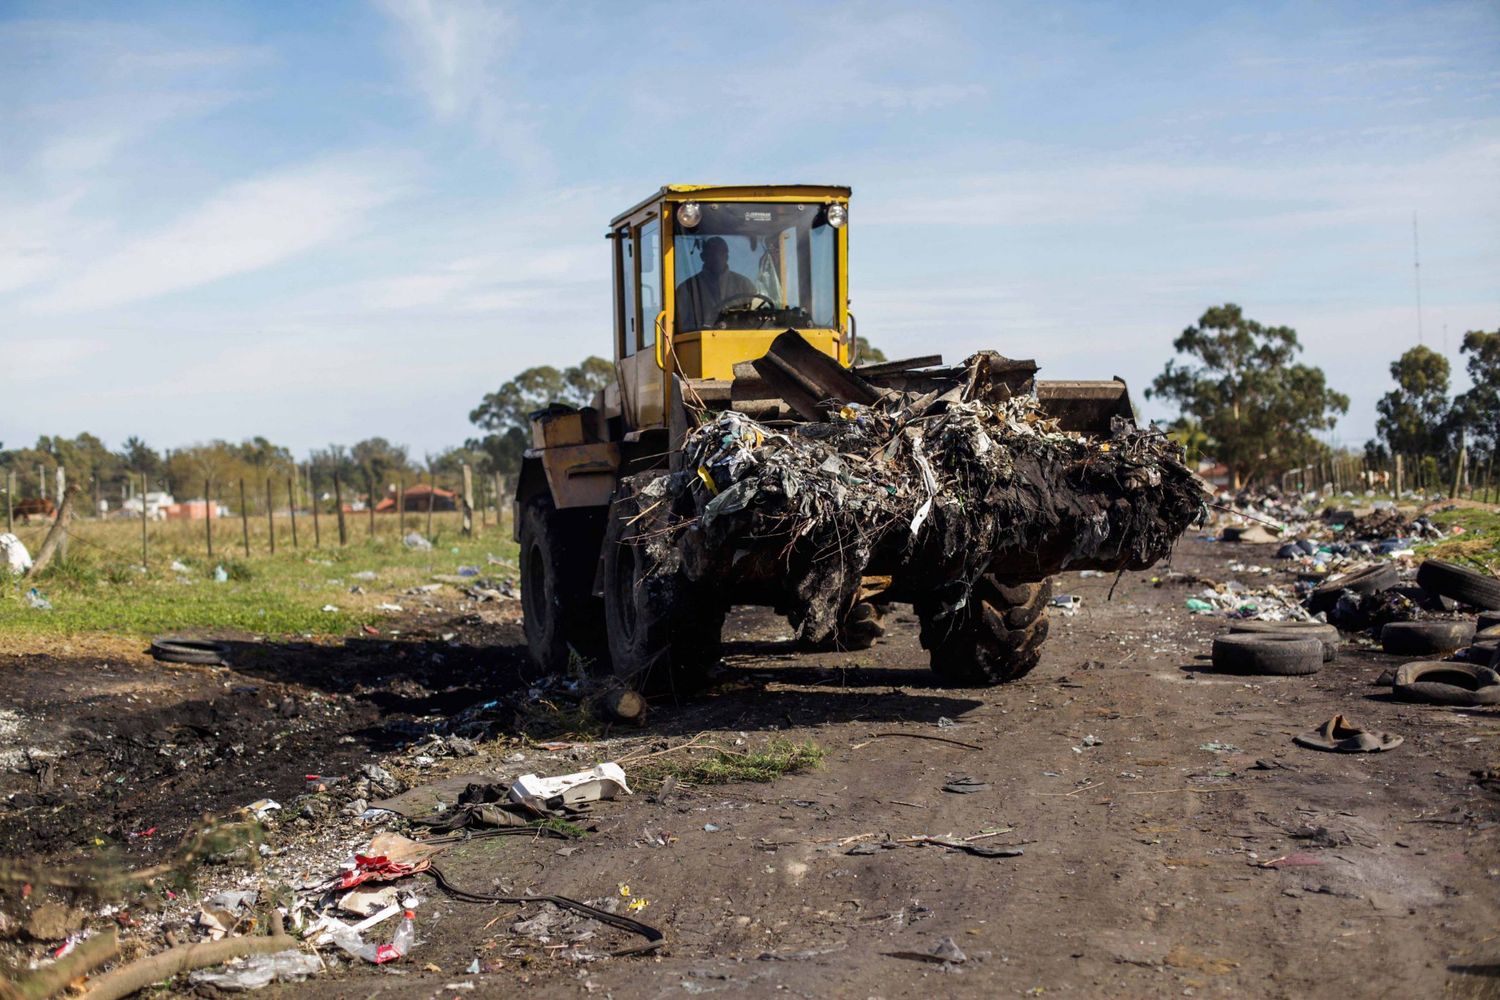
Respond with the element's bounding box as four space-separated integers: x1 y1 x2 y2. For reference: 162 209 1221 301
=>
611 185 851 430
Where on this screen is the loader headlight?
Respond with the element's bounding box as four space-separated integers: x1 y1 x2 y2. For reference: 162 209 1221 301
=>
825 203 847 228
676 201 702 228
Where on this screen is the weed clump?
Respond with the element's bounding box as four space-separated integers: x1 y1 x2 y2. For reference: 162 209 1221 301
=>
635 738 824 787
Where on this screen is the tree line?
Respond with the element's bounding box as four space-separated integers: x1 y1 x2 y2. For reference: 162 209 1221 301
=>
5 318 1494 507
1148 303 1498 492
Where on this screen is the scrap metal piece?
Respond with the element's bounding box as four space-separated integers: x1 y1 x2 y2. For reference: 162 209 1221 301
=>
751 330 880 421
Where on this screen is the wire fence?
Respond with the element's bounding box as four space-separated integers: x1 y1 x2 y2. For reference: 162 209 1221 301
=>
3 463 511 571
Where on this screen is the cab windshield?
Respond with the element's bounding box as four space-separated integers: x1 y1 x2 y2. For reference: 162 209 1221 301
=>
674 202 837 333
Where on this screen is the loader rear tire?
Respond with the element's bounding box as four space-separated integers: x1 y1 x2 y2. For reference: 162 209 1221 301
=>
520 497 608 675
602 480 725 696
920 576 1052 686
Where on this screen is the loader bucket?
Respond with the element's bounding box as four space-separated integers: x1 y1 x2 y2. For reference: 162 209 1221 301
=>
1035 379 1136 434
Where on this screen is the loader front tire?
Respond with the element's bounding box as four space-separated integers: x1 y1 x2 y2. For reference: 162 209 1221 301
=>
520 497 607 675
919 576 1052 686
602 480 725 695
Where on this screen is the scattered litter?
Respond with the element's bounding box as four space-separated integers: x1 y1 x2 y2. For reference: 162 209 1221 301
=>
189 949 323 990
214 564 229 582
941 776 990 794
321 604 339 613
885 935 968 965
1293 714 1402 753
403 532 434 550
25 588 51 611
1051 594 1082 614
1199 742 1240 754
376 602 404 612
0 533 32 574
511 763 632 807
246 799 281 820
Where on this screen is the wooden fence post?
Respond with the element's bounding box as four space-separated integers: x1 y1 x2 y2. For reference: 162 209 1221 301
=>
397 479 405 534
333 473 347 547
288 478 299 549
265 478 276 555
28 486 80 578
310 471 322 548
5 468 13 532
367 474 375 539
1452 430 1468 501
239 479 250 556
462 464 474 537
205 479 213 560
425 475 435 539
56 467 68 560
140 474 149 569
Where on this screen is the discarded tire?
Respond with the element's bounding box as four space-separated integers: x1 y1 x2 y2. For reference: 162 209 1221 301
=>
1380 620 1476 656
1210 633 1323 675
1227 620 1339 662
149 637 229 666
1307 563 1399 613
1479 610 1500 632
1415 560 1500 611
1392 661 1500 706
1459 639 1499 667
520 497 609 675
602 477 725 695
920 577 1051 686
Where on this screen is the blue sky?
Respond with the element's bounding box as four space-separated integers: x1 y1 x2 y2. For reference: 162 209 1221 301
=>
2 0 1497 459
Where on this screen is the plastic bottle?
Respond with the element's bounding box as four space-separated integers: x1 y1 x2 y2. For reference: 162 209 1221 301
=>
335 910 415 964
390 910 415 958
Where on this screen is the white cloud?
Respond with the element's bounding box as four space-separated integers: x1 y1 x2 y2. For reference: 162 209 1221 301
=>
25 157 408 314
375 0 514 121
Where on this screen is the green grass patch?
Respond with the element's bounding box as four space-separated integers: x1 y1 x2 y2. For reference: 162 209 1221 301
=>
0 511 519 639
1419 506 1500 573
634 738 824 787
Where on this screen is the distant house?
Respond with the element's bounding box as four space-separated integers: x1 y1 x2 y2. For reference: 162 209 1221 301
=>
163 499 225 521
122 491 174 520
374 483 456 512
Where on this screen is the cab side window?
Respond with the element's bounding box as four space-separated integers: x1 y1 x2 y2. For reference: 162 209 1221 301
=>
618 226 637 357
639 219 660 349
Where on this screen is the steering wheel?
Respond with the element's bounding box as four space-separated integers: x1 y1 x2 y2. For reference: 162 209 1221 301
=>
717 292 774 313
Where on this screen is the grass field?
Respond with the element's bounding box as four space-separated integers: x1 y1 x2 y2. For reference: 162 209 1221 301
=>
1421 503 1500 572
0 509 519 639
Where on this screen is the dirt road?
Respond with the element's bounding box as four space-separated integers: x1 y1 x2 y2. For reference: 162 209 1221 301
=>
2 538 1497 998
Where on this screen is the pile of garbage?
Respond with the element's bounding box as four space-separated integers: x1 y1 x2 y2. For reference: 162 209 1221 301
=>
635 353 1208 643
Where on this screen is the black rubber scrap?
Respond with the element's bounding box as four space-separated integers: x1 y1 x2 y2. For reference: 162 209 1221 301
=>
1307 564 1399 613
1392 661 1500 706
1460 639 1499 667
149 637 230 666
1227 620 1339 662
1479 610 1500 632
1416 560 1500 611
1210 634 1323 676
1380 620 1476 656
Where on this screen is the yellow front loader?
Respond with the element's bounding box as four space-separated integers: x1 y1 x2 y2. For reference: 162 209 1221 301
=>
514 185 1138 691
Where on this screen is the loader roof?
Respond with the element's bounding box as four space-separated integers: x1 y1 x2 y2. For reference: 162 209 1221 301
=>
610 184 851 227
